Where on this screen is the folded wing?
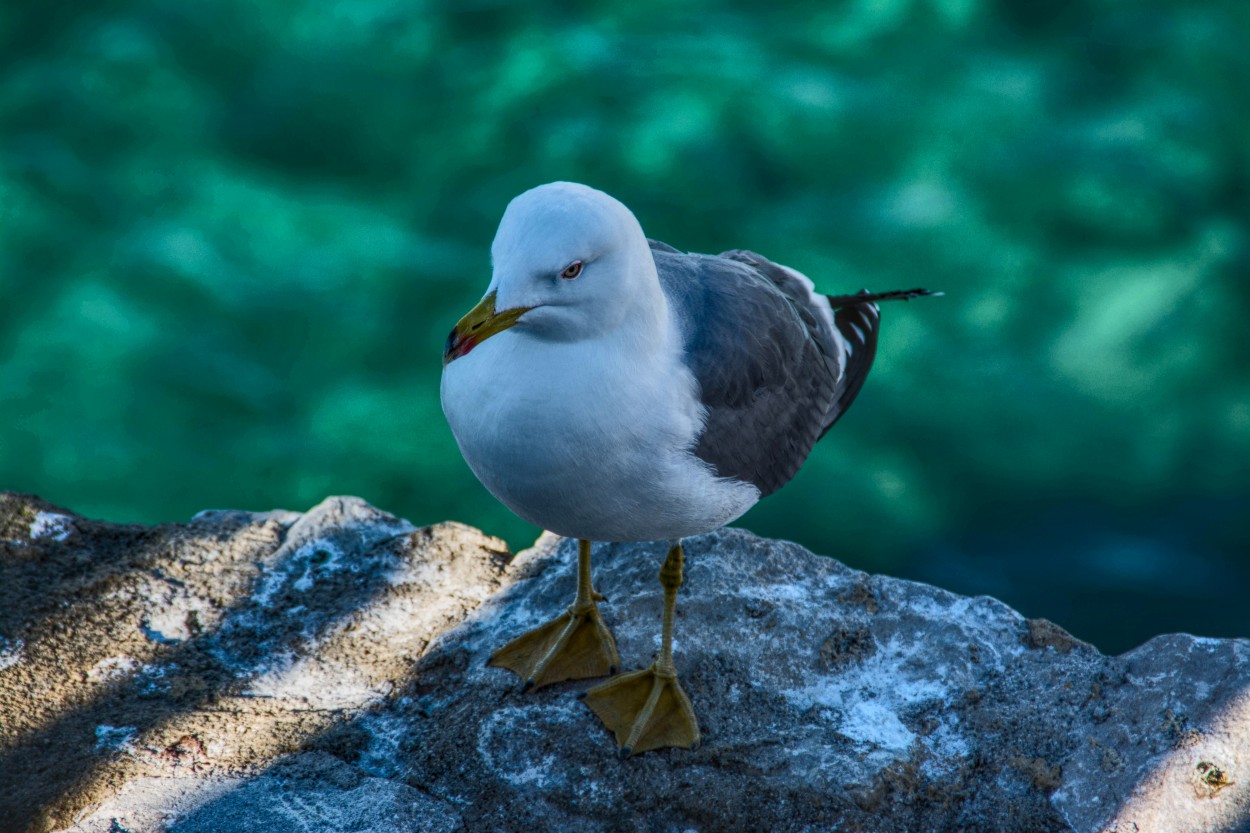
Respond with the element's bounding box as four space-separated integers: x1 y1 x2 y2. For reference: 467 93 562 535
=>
651 241 879 497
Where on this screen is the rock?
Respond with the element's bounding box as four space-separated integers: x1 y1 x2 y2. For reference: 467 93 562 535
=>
0 493 504 833
0 492 1246 833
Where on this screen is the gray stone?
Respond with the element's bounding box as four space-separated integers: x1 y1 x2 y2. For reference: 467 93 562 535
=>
0 493 1246 833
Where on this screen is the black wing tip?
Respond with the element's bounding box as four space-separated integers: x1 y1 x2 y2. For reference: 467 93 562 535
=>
892 287 942 299
820 301 882 438
826 288 942 308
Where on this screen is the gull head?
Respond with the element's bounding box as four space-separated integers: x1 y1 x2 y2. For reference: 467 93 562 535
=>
443 182 656 365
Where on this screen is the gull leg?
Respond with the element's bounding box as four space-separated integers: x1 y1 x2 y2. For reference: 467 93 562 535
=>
489 539 620 691
581 541 701 757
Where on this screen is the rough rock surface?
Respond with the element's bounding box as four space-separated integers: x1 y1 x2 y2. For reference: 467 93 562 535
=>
0 492 1246 833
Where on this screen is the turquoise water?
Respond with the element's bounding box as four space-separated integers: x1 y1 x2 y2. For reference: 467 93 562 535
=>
2 2 1247 651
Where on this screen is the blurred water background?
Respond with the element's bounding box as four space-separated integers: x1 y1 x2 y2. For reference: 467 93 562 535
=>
1 2 1247 652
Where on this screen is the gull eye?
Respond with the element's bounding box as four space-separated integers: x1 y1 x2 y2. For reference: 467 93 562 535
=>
559 261 583 280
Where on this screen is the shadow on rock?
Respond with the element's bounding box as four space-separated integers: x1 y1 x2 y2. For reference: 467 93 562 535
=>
0 492 504 833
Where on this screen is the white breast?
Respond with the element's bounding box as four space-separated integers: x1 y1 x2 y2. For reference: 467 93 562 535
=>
440 318 760 542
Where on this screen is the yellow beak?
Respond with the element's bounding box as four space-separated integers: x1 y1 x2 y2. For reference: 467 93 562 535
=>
443 290 532 366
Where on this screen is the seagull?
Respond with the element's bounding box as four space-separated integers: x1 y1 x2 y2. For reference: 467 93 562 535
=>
441 182 936 756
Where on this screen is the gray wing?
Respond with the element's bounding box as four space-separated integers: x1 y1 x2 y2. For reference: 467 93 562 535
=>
650 240 878 497
723 250 884 438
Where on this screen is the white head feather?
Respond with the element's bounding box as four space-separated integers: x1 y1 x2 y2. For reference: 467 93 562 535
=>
487 182 662 342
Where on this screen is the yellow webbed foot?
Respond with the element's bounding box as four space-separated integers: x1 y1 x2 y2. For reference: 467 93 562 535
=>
489 601 620 691
580 662 700 757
